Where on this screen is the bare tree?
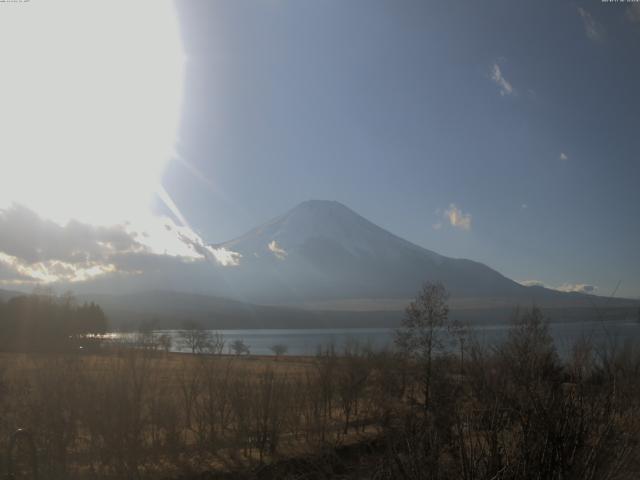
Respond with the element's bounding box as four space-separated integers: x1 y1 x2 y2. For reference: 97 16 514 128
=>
449 320 469 375
230 338 250 356
179 320 211 354
157 333 172 353
337 349 370 434
204 331 225 355
395 282 450 410
498 306 559 386
270 344 288 359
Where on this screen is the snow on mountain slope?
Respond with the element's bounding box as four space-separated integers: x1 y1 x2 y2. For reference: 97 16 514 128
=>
212 200 527 303
220 200 442 262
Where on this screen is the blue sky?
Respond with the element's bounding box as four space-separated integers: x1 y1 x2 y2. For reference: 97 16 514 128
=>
161 0 640 298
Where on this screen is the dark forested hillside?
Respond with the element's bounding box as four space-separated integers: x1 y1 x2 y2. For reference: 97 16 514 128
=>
0 291 108 352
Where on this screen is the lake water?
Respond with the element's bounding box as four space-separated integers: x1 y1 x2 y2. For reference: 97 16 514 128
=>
130 319 640 357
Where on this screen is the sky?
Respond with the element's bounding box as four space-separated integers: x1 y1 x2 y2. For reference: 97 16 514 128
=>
0 0 639 299
166 0 640 298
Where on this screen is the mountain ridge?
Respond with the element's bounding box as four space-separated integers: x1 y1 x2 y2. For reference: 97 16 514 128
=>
3 200 637 329
211 200 550 303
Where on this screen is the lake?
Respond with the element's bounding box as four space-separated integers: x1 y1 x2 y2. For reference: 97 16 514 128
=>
128 319 640 357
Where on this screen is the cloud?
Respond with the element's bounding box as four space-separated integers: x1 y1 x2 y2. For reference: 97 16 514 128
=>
520 279 598 295
171 227 242 267
521 204 528 209
556 283 598 295
559 152 569 161
207 247 242 267
0 204 142 265
78 251 231 295
0 203 242 286
0 253 37 283
268 240 287 260
578 8 605 42
490 63 514 96
432 222 443 230
444 204 472 231
0 251 117 284
626 4 640 23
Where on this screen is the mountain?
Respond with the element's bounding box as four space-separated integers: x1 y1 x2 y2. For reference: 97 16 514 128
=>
4 201 637 329
212 200 605 307
0 288 23 302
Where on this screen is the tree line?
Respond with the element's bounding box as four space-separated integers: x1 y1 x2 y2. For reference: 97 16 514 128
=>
0 290 108 352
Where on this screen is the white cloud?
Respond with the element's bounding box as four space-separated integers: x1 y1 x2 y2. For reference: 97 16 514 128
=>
432 222 443 231
207 247 242 267
170 226 241 267
0 203 243 286
578 8 605 42
0 253 37 283
521 204 528 209
559 152 569 161
490 63 514 96
0 250 118 285
3 260 106 285
444 204 472 231
268 240 287 260
556 283 598 295
520 279 598 295
0 204 142 263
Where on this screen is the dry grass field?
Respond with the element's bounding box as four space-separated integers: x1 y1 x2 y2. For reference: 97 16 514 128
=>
2 307 640 480
0 346 400 479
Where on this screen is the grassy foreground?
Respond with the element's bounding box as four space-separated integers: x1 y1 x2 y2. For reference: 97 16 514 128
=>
0 347 401 479
2 312 640 480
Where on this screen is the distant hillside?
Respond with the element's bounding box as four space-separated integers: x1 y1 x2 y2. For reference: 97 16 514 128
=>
0 288 22 302
78 290 639 331
2 287 637 331
77 290 401 330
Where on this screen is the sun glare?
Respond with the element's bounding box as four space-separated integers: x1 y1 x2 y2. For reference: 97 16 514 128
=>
0 0 185 228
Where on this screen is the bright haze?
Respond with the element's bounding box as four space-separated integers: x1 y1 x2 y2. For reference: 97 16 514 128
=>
1 1 639 305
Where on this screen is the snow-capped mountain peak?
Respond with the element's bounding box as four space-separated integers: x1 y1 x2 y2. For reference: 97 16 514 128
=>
209 200 525 302
218 199 442 261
